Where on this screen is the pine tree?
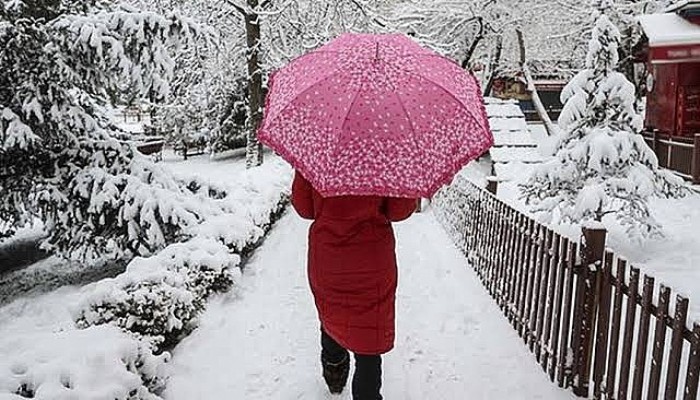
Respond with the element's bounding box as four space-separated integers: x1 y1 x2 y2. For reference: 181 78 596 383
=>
0 0 220 260
520 11 686 238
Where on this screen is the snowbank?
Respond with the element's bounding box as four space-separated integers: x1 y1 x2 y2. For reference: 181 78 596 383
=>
0 325 168 400
0 289 169 400
0 157 293 399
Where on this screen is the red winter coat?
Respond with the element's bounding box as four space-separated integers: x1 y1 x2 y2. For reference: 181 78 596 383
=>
292 172 416 355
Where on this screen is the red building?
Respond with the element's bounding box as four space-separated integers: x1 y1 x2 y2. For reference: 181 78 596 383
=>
637 0 700 182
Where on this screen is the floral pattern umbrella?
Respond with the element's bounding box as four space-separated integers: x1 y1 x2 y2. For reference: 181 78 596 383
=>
258 33 493 198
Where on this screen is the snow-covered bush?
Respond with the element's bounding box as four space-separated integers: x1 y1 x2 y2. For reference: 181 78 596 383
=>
75 160 292 349
1 160 292 400
521 13 686 238
35 142 225 262
75 238 239 349
0 325 169 400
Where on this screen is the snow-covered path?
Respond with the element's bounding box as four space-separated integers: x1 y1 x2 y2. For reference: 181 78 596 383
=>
164 211 574 399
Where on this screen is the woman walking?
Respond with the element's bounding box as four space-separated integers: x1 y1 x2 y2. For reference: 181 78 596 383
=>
258 32 493 400
292 171 416 399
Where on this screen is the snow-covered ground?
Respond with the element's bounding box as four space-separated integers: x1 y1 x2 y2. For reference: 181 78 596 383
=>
0 151 293 398
161 148 249 182
164 211 574 400
607 194 700 319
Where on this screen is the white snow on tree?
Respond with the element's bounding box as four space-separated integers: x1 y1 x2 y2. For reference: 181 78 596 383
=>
520 11 686 238
0 0 228 260
386 0 523 69
125 0 249 156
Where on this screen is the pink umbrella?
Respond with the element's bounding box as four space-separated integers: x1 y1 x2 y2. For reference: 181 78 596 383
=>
258 33 493 198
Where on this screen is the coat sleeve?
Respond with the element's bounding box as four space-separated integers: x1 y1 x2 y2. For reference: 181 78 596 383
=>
383 198 417 222
291 171 315 220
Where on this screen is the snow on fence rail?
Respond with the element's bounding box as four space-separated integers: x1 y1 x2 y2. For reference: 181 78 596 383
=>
432 176 700 399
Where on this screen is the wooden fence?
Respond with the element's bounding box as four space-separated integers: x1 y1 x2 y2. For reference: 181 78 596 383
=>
432 176 700 399
642 132 700 184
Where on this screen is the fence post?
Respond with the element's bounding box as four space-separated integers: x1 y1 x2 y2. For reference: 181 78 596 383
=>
486 177 499 195
693 134 700 184
572 225 607 397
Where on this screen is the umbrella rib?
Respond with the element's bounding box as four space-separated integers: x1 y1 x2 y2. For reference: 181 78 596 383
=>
327 83 366 176
389 87 430 190
387 61 487 133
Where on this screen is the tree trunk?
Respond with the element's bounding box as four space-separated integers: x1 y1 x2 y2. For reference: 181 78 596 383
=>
483 34 503 97
523 64 558 137
619 26 636 88
461 17 484 69
245 0 264 168
516 28 526 66
517 30 557 137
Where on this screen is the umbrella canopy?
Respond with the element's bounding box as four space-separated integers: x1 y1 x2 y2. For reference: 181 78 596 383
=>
259 33 493 198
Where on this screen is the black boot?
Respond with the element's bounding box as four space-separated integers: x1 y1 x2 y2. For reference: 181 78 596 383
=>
321 352 350 394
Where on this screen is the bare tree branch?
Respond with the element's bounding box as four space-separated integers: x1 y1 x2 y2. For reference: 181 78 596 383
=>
226 0 247 16
349 0 386 28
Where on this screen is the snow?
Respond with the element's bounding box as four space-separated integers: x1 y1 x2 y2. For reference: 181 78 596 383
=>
604 193 700 320
485 103 524 118
162 148 249 183
0 325 168 400
493 131 538 146
0 288 168 400
75 237 240 347
164 211 574 400
0 152 292 398
489 117 529 132
118 122 146 134
494 161 539 181
529 123 560 156
490 147 546 163
495 147 700 322
638 13 700 46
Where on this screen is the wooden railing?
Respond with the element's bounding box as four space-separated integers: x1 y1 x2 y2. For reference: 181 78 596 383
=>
432 175 700 399
642 132 700 184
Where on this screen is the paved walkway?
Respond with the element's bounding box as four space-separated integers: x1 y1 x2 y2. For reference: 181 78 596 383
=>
164 210 574 399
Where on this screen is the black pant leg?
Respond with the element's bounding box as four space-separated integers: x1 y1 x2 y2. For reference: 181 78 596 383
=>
352 354 382 400
321 329 348 364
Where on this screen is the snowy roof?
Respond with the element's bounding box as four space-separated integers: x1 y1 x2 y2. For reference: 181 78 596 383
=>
490 147 545 163
665 0 700 13
485 103 524 118
638 13 700 46
493 132 538 147
489 118 529 133
486 99 534 147
484 97 519 106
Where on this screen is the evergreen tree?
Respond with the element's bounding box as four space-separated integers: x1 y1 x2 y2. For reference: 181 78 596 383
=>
0 0 218 260
520 11 686 238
